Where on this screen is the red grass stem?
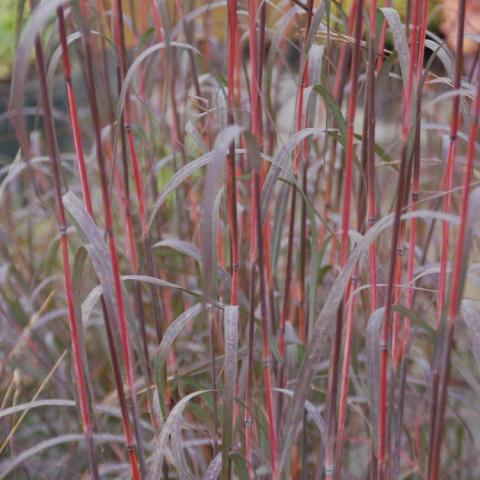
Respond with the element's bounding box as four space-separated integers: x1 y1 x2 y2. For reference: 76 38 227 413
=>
435 0 466 328
331 1 364 475
29 4 98 476
227 0 239 306
247 0 277 473
77 2 143 477
379 0 422 472
57 7 93 217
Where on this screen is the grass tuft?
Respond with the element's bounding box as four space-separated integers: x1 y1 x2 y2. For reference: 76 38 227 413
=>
1 1 479 478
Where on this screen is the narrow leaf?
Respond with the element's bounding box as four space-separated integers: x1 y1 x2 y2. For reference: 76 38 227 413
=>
221 306 239 479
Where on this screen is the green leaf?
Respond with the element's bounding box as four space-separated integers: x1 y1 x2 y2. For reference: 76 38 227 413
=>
154 303 212 416
153 239 248 309
313 85 346 138
149 152 212 228
9 0 70 153
261 127 327 222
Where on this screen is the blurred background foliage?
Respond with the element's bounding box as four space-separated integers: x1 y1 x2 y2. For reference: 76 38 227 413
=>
0 0 462 82
0 0 27 80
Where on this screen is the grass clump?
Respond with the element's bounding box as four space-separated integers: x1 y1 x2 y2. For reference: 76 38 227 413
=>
0 1 479 479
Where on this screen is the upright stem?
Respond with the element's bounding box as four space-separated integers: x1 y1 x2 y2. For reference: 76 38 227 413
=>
405 0 429 334
429 3 469 478
248 0 260 137
247 0 277 473
112 0 165 392
329 1 364 476
227 0 239 306
388 2 430 475
218 4 240 477
245 263 256 478
94 0 116 125
151 0 187 167
320 0 356 262
254 167 278 477
435 0 466 328
257 0 277 345
391 0 421 368
113 0 147 234
57 7 93 217
379 0 422 473
57 6 147 473
279 0 314 370
366 0 378 314
77 2 142 477
29 3 98 476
